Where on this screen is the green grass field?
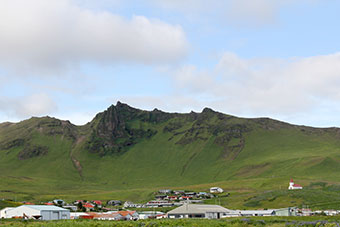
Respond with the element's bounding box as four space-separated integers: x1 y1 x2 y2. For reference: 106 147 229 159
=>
2 217 340 227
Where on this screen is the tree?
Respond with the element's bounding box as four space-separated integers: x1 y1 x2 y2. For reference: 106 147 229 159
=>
77 202 83 211
94 203 99 212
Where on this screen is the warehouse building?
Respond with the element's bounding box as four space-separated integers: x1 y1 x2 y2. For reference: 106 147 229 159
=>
167 204 237 219
238 209 276 216
4 205 70 220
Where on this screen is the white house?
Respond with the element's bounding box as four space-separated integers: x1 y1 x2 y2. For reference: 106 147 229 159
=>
4 205 70 220
123 201 142 208
288 179 303 190
210 187 224 193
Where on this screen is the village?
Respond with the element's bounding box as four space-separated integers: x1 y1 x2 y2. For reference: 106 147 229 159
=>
1 180 340 221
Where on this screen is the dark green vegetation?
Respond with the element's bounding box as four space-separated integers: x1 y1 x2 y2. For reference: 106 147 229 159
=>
2 217 340 227
0 200 21 210
2 102 340 208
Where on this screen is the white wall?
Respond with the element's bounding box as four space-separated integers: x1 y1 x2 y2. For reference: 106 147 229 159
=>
0 207 14 218
5 206 40 218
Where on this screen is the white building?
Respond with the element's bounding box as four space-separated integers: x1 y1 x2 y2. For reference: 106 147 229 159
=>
123 201 142 208
288 179 303 190
0 207 14 219
210 187 224 193
167 204 235 219
70 212 90 219
4 205 70 220
238 209 276 216
92 212 123 220
139 211 165 219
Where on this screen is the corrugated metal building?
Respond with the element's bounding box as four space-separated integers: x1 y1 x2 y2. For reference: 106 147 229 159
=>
5 205 70 220
238 209 276 216
167 204 236 219
275 207 297 216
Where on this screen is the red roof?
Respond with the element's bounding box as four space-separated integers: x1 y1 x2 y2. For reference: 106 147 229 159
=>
24 202 34 205
92 200 102 205
293 184 302 187
83 203 94 208
117 211 136 217
290 179 294 183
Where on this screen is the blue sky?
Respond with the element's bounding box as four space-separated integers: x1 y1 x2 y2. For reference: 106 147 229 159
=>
1 0 340 127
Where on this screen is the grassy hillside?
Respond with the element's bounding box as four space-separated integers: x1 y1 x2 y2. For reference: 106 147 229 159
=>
1 102 340 209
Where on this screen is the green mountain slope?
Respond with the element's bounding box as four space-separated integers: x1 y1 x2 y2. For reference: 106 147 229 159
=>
1 102 340 208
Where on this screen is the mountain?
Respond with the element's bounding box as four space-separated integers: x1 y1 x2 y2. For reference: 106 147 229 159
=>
1 102 340 208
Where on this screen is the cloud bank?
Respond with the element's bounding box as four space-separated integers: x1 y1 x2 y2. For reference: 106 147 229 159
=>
169 52 340 117
0 0 188 74
0 93 57 119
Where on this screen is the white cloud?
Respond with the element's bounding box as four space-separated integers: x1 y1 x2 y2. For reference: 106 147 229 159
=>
226 0 286 27
147 0 323 28
0 93 57 118
170 52 340 119
147 0 297 27
0 0 188 74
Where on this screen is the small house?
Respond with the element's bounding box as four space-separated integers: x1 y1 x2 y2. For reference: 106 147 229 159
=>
173 190 185 195
107 200 122 206
210 187 224 193
184 192 196 196
168 196 178 201
159 189 172 194
92 200 102 208
91 212 123 220
83 203 95 211
123 201 142 208
139 211 165 219
53 199 66 206
155 195 168 200
117 211 139 220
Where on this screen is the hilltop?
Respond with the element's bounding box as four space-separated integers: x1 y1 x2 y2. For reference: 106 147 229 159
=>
1 102 340 209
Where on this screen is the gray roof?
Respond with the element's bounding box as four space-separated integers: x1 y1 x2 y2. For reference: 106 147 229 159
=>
22 205 69 211
167 204 231 215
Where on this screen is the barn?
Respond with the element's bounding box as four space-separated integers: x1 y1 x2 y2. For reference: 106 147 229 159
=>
5 205 70 220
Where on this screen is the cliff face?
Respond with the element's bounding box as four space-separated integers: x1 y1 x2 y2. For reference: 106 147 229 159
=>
86 102 174 156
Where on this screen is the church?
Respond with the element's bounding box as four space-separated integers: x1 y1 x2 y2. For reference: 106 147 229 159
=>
288 179 303 190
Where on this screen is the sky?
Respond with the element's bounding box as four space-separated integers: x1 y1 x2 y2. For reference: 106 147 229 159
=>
1 0 340 127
